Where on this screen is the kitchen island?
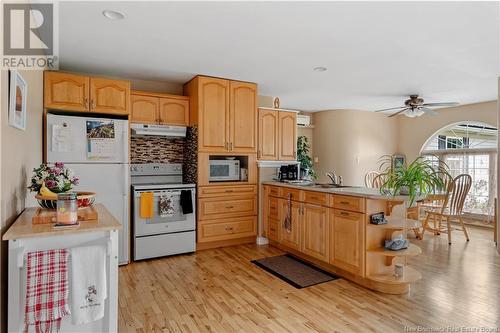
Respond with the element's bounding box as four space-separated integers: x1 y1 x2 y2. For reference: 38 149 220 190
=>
262 182 422 294
3 204 122 333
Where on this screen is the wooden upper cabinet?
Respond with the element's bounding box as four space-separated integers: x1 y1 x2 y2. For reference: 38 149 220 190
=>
330 209 363 275
131 95 159 124
44 72 89 111
278 111 297 160
229 81 257 153
302 204 329 262
159 97 189 126
198 77 230 152
258 109 279 160
90 77 130 115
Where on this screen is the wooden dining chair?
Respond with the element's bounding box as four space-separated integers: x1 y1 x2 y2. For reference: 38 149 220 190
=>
365 171 380 188
418 173 453 218
421 174 472 244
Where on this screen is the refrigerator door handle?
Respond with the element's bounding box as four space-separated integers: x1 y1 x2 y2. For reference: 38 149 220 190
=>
122 163 130 196
122 129 129 163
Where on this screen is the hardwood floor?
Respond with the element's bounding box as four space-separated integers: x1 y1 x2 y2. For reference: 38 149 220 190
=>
119 228 500 332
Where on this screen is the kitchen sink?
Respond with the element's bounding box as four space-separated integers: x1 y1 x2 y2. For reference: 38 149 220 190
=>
312 183 355 189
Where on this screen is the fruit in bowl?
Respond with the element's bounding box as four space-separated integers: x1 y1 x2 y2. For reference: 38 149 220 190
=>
35 182 96 209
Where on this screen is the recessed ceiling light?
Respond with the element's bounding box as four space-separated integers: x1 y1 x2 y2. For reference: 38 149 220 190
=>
313 66 327 72
102 10 125 20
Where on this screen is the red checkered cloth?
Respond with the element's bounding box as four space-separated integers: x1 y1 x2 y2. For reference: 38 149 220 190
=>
24 249 70 333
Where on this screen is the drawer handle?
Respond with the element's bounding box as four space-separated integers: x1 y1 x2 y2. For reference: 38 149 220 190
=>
270 227 276 232
340 211 349 216
225 206 234 209
225 226 234 231
339 201 349 205
310 196 320 200
225 189 234 193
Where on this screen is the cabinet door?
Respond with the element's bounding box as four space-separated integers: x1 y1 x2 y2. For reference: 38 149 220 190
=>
279 199 301 250
278 111 297 160
258 109 279 160
330 209 363 275
159 97 189 126
90 77 130 114
302 204 329 262
130 95 159 124
229 81 257 153
198 77 229 152
44 71 89 111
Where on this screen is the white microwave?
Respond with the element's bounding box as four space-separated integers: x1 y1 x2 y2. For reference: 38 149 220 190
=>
209 160 240 181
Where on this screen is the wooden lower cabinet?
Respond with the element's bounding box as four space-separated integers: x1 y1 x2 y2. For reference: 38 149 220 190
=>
198 216 256 243
301 204 329 262
330 209 364 275
198 195 257 220
278 199 301 250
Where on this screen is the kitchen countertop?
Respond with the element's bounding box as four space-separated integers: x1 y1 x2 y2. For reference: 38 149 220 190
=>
3 204 122 240
263 181 421 201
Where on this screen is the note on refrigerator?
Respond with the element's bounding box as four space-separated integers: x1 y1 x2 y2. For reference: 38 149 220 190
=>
86 120 116 159
52 123 73 153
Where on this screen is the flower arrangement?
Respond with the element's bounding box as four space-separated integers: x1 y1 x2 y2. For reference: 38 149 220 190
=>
29 162 79 194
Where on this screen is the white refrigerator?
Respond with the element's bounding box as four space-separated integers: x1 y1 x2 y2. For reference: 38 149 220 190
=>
46 113 130 264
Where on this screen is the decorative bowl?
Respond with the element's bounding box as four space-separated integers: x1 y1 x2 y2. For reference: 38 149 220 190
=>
35 192 96 210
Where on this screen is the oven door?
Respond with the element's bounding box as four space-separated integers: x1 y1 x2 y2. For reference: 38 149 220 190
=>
134 188 195 237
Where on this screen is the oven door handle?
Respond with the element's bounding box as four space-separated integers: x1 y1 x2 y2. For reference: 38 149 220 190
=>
134 190 183 197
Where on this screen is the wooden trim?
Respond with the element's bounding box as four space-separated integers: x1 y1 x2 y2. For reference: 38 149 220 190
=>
196 236 256 251
131 90 189 100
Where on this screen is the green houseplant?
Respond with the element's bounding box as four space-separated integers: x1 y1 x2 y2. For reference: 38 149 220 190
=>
378 155 450 206
296 136 317 179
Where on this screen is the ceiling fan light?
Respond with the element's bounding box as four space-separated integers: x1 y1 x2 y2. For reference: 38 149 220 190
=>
404 108 425 118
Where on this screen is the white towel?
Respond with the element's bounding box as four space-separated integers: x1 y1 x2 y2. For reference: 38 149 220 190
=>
70 245 107 325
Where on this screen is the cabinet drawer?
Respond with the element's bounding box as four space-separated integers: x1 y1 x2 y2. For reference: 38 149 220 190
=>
330 195 365 213
304 191 328 206
268 218 279 241
198 216 256 242
269 197 279 219
199 185 257 198
198 196 257 220
332 209 364 220
279 187 302 201
268 186 280 196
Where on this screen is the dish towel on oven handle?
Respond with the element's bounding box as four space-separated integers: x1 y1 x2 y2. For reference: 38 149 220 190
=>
159 193 175 217
180 190 193 215
70 245 107 325
24 249 70 333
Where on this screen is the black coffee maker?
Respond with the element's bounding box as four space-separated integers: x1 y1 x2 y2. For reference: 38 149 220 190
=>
278 164 299 181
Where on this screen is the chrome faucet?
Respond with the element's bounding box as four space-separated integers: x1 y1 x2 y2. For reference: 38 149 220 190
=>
326 171 338 185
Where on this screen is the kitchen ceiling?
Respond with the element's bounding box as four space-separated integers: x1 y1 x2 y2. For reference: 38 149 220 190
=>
59 1 499 112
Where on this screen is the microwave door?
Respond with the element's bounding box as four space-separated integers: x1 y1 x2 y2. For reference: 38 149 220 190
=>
210 164 230 181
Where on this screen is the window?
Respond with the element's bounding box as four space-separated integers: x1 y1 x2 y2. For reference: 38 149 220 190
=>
421 122 497 221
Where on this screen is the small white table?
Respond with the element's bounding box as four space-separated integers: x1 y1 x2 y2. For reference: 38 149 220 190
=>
3 204 121 333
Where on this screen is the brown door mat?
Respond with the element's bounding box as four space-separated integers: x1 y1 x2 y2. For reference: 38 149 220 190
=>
251 254 339 289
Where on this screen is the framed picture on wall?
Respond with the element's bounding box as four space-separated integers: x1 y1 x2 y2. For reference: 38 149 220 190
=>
392 154 406 170
8 70 28 131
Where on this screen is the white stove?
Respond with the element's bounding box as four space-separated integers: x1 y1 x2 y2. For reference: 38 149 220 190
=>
131 163 196 260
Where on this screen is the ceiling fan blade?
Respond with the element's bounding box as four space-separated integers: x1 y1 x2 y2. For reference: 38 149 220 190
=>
422 102 460 107
388 108 410 118
419 107 438 116
374 106 406 112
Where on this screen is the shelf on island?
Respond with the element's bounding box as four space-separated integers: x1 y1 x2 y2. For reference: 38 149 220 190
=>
367 218 422 230
367 243 422 257
367 266 422 284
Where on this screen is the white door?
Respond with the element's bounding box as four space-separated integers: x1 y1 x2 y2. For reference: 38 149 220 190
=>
65 163 130 264
46 114 129 164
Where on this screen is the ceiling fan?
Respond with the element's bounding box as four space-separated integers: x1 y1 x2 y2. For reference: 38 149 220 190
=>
374 95 459 118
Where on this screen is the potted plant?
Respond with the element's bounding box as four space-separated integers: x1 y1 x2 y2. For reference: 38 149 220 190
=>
296 136 317 180
378 155 450 206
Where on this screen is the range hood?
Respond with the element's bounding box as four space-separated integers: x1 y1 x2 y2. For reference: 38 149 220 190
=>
131 123 187 137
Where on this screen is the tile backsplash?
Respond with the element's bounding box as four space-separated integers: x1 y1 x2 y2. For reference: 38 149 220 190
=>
130 136 184 164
